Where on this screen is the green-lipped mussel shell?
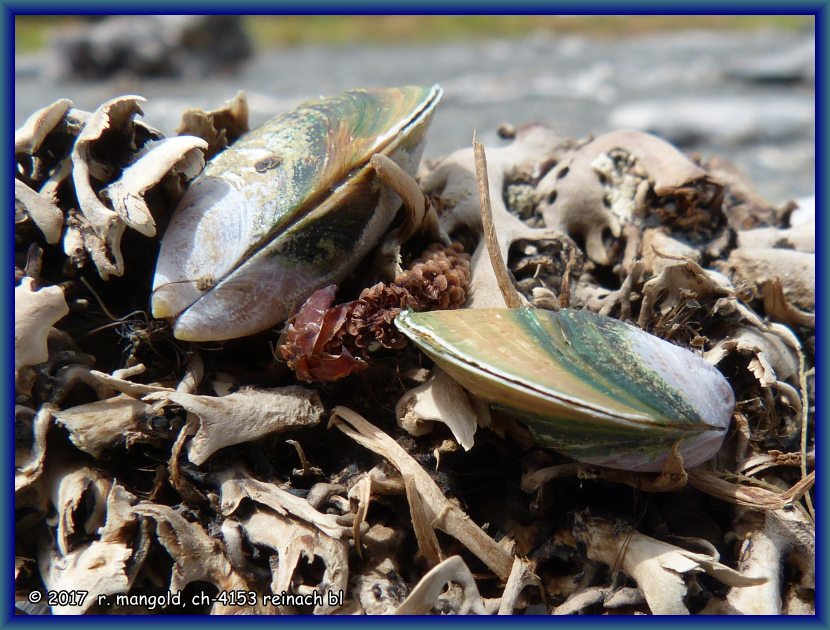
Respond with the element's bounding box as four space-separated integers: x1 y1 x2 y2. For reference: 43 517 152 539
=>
153 85 442 341
395 308 734 472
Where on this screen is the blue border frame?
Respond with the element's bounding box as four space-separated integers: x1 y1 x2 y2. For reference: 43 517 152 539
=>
817 4 826 627
2 3 828 12
5 3 826 627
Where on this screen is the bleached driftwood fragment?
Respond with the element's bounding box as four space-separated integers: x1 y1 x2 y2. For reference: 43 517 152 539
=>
71 96 147 277
349 524 407 613
705 325 800 389
640 227 700 276
52 395 153 458
15 406 52 494
638 260 733 328
236 510 349 614
48 465 112 556
101 136 207 237
536 129 715 265
142 386 323 465
331 406 514 581
395 555 487 614
215 468 351 540
40 482 138 614
14 98 73 155
719 507 814 614
497 557 544 614
214 467 350 613
15 179 64 243
395 367 488 450
351 556 406 614
133 501 274 614
719 247 815 310
15 278 68 377
737 223 814 254
572 512 766 615
176 90 249 159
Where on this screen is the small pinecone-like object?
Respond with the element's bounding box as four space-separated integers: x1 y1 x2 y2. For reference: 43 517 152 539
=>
395 242 471 311
341 243 472 354
342 283 414 352
280 243 472 382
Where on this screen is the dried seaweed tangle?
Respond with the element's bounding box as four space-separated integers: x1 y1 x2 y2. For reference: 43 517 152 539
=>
14 93 814 616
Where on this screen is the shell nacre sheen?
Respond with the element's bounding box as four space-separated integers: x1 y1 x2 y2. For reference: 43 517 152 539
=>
153 85 442 341
395 308 735 472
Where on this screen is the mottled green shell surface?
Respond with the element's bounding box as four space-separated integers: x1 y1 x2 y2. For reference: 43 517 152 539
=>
395 308 735 472
153 85 442 341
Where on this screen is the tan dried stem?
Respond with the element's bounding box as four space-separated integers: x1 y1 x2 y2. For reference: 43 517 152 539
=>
371 154 429 244
395 555 486 614
762 277 815 328
523 462 814 511
558 247 579 309
330 406 513 580
168 416 207 504
285 439 322 477
573 511 766 615
799 354 814 520
497 557 544 614
370 153 447 280
348 465 406 558
620 222 642 273
405 474 443 567
599 259 643 320
351 476 371 558
473 138 523 309
687 469 815 511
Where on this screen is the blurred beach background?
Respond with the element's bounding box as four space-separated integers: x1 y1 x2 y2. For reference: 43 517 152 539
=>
15 15 815 204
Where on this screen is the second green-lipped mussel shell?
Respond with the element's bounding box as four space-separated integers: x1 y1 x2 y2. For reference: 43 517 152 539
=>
152 85 442 341
395 308 735 472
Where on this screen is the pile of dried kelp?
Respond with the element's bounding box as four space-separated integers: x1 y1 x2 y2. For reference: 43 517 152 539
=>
15 92 814 615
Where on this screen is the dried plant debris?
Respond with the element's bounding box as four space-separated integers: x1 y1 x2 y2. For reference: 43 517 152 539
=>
14 277 68 379
571 511 766 615
395 555 488 614
718 247 814 310
15 179 64 245
395 367 489 451
52 395 156 458
279 243 471 383
16 406 52 494
15 92 813 616
14 95 208 280
144 386 324 465
177 91 250 159
535 129 723 266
